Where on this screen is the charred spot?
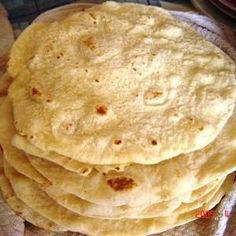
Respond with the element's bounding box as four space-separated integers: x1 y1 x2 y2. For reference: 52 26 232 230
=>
102 172 106 176
0 144 3 153
46 98 52 103
83 36 96 50
107 176 137 191
85 69 88 73
81 8 86 12
151 139 157 145
114 139 122 145
96 105 108 115
133 68 137 71
29 135 34 139
31 87 42 96
95 79 100 83
115 167 120 171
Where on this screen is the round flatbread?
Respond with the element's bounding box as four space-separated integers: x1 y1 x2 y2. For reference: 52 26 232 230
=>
3 159 233 236
8 1 236 165
1 98 236 207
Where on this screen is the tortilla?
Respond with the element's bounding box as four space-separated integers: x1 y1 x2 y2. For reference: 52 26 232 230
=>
4 158 233 236
8 1 236 165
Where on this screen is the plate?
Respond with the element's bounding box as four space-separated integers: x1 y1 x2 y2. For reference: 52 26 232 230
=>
191 0 236 31
219 0 236 11
210 0 236 20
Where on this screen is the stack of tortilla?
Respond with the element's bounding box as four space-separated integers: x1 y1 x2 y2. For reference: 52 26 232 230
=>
0 1 236 235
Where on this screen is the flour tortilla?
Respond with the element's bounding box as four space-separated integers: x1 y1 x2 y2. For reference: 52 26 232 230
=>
8 1 236 165
13 135 129 176
0 154 65 232
0 98 49 185
0 98 226 219
4 159 232 236
39 176 225 219
0 96 225 218
27 108 236 207
1 97 236 207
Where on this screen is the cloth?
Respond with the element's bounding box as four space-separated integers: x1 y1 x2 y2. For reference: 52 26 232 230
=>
0 2 236 236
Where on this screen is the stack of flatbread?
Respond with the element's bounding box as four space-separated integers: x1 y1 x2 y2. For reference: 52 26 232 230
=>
0 1 236 235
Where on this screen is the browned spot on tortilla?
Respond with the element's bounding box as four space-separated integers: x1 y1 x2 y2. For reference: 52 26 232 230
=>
96 105 108 115
115 167 120 171
83 36 96 50
81 168 89 174
198 126 204 131
151 139 157 145
89 12 96 20
107 177 137 191
31 87 42 96
0 144 3 154
152 91 163 97
114 139 122 145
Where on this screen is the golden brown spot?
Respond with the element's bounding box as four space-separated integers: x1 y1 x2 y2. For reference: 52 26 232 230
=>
114 139 122 145
89 12 96 20
95 79 99 83
81 168 89 174
102 172 106 176
151 140 157 145
198 126 204 131
56 52 64 59
46 98 52 103
152 91 163 98
48 222 54 229
107 177 137 191
83 36 96 50
133 68 137 71
0 144 3 154
81 8 85 12
115 167 120 171
96 105 108 115
31 87 42 96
